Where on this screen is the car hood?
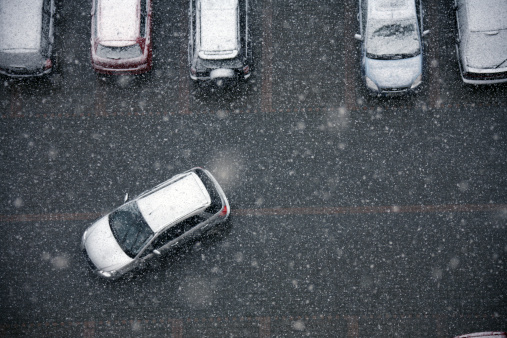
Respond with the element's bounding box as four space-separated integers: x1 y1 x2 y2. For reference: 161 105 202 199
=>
464 30 507 70
365 55 422 88
83 216 133 271
0 51 47 71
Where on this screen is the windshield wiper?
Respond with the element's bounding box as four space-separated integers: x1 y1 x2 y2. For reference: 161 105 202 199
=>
494 57 507 69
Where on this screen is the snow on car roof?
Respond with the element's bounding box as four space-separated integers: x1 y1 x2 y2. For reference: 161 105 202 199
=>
370 0 415 21
137 172 211 233
97 0 140 47
467 0 507 32
0 0 43 51
199 0 239 59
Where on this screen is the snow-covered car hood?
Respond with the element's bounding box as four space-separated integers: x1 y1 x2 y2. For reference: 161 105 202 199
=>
464 30 507 70
83 216 133 271
365 55 422 89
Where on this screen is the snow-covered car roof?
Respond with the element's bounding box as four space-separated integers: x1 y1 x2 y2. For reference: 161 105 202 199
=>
0 0 44 52
137 172 211 233
466 0 507 32
97 0 141 47
369 0 416 21
199 0 239 59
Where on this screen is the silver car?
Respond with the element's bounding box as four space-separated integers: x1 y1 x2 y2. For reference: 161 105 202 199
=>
455 0 507 84
0 0 55 78
81 168 230 280
354 0 429 95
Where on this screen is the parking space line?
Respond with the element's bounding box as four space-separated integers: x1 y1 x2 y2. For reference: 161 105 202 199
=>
261 0 273 113
258 316 271 338
9 84 23 117
1 203 505 223
178 4 190 115
4 313 503 337
425 0 443 109
171 318 183 338
346 316 359 338
93 81 106 116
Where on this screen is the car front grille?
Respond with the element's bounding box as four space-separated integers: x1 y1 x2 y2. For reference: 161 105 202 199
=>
464 71 507 81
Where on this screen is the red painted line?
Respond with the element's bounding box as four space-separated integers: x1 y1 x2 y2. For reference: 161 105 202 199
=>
0 203 505 223
178 5 190 115
94 79 106 115
258 317 271 338
0 101 505 120
261 0 273 113
0 212 103 223
346 316 359 338
10 84 23 117
233 203 507 216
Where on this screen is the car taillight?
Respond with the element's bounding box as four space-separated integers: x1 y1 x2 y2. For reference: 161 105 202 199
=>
44 58 52 70
190 67 197 76
243 65 250 74
219 205 228 216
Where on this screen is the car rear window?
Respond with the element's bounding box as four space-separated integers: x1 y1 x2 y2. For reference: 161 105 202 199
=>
97 43 143 59
194 169 223 214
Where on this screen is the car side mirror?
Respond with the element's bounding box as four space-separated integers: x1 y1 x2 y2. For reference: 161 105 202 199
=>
354 34 362 41
124 193 129 203
153 250 161 256
422 30 430 37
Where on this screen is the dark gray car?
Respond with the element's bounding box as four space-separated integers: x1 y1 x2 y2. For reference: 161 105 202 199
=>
0 0 55 78
189 0 252 85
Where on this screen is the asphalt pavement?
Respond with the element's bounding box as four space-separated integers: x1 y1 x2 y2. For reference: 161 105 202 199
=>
1 0 506 336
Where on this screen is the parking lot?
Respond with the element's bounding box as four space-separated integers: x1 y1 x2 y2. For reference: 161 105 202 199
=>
1 0 506 336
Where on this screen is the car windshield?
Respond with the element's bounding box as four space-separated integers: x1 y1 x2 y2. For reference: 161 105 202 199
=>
109 202 154 258
366 19 421 60
96 43 143 59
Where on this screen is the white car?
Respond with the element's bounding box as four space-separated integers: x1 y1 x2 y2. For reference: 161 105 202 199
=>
81 168 230 279
454 332 507 338
454 0 507 84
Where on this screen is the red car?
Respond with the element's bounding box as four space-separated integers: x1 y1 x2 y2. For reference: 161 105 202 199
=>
91 0 152 74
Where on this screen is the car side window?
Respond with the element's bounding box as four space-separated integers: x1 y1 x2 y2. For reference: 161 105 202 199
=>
41 1 51 56
361 0 367 34
140 0 147 38
150 215 207 250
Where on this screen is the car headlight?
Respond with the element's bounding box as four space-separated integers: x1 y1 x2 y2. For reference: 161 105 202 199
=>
365 76 379 91
98 270 116 278
81 229 89 248
411 74 422 89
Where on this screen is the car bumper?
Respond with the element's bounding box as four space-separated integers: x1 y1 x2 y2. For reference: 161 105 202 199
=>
190 69 251 82
461 75 507 85
92 62 151 75
0 68 52 78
